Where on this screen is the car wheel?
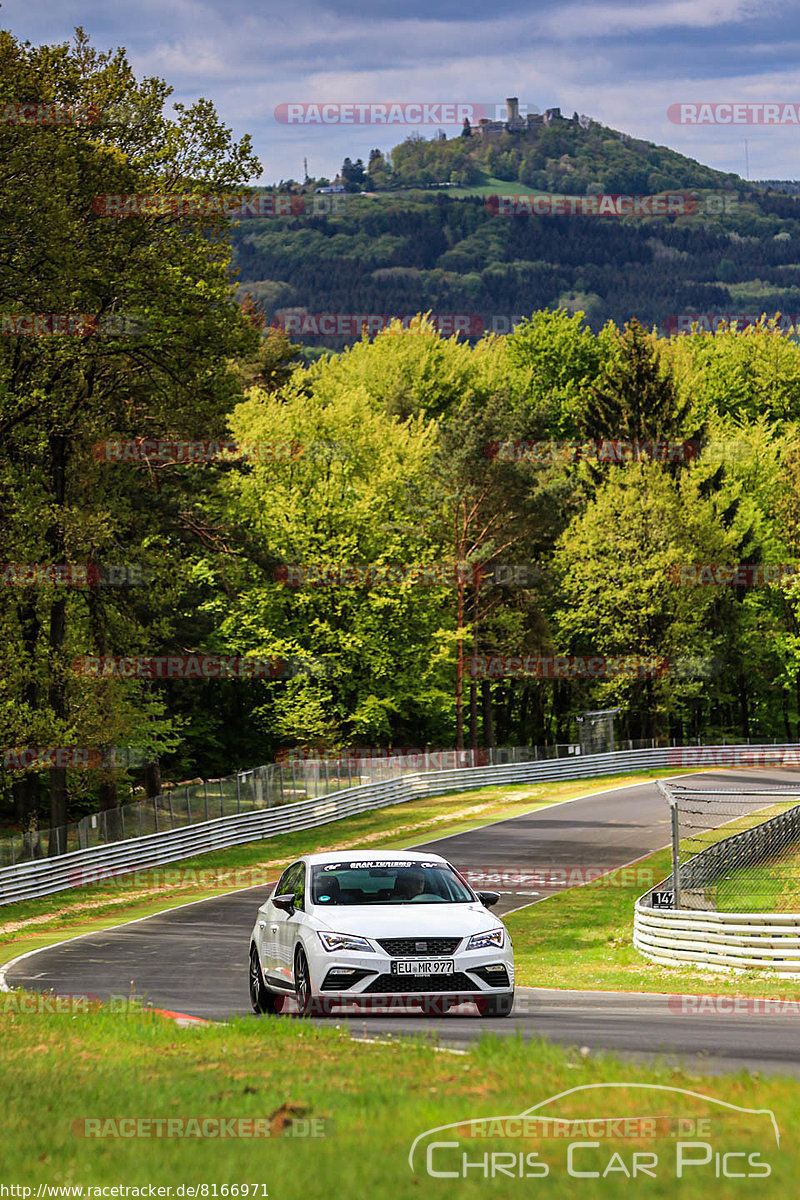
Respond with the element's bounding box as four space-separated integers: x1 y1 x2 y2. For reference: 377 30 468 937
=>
294 945 314 1014
478 991 514 1017
249 944 280 1015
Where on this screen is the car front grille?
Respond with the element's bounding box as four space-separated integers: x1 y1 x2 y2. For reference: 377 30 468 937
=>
364 972 475 994
376 937 461 957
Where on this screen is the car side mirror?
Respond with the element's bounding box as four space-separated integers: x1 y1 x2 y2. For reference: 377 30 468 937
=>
476 890 500 908
272 892 296 914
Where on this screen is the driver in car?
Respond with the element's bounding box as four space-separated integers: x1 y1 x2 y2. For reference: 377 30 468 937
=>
396 867 426 899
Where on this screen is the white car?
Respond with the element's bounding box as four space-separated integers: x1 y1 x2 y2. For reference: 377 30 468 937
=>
248 849 515 1017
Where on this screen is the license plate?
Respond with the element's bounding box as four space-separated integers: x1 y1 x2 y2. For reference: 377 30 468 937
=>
391 959 454 975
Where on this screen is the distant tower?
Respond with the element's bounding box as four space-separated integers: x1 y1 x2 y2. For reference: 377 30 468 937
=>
506 97 520 124
303 156 309 182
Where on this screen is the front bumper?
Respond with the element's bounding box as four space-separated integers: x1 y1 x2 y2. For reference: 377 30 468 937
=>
313 945 515 1001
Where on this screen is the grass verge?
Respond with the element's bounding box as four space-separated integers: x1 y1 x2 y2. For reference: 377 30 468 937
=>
0 1003 791 1196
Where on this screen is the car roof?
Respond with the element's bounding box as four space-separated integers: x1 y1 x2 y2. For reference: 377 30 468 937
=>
303 849 449 866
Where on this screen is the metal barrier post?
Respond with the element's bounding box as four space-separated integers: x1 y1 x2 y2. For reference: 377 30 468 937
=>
670 799 681 910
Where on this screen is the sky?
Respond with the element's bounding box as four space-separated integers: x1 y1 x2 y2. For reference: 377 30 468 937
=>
3 0 800 184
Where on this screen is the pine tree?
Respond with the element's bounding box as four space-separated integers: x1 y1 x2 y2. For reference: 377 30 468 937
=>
581 318 700 453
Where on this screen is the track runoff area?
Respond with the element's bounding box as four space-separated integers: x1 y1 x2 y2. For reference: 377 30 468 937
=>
7 764 800 1074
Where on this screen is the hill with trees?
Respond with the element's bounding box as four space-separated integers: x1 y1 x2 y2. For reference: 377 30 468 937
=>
6 28 800 839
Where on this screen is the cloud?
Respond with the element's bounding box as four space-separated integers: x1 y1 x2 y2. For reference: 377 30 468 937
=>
1 0 798 179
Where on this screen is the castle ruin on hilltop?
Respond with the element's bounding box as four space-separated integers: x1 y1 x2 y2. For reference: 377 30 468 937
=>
476 99 586 140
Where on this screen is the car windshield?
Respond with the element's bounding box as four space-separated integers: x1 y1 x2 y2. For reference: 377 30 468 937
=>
310 860 475 905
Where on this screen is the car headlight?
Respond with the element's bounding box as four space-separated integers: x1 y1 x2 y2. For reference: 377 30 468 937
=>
466 927 505 950
317 931 375 953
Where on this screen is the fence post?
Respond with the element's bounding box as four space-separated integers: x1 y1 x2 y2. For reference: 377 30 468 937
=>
220 780 224 818
186 787 192 824
237 773 241 814
670 799 681 911
154 797 159 833
205 780 210 822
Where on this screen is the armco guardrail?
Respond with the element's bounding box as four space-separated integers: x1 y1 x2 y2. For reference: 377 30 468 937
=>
0 741 789 907
0 746 532 867
634 906 800 974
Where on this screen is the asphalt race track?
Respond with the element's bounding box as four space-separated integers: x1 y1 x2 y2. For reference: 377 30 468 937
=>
7 768 800 1076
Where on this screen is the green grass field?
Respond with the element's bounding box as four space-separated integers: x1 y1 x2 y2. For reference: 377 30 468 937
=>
0 1002 792 1197
3 766 800 1195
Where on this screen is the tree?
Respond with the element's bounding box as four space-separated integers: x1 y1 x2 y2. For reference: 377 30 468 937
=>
580 318 698 452
506 308 616 437
0 27 260 836
340 156 366 192
213 370 446 749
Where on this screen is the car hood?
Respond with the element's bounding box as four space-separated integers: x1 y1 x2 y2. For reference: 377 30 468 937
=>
310 902 503 939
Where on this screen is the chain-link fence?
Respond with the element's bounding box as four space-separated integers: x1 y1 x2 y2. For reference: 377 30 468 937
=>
0 748 494 867
0 734 776 869
658 781 800 912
